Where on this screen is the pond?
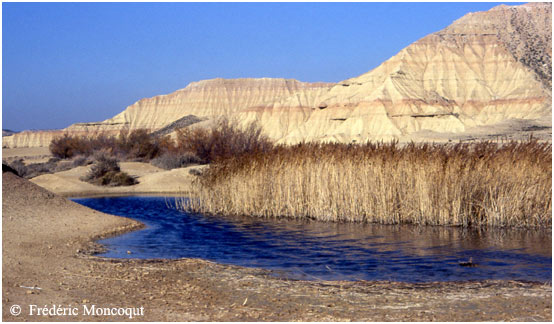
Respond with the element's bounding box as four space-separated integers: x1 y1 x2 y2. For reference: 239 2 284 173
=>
72 196 552 283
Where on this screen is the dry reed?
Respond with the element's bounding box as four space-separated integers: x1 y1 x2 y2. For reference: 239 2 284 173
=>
180 140 551 228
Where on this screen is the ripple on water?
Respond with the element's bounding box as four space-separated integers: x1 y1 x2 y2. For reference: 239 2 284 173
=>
72 196 552 282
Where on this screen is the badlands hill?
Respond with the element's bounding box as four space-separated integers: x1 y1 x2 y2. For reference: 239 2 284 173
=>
3 79 333 147
3 2 551 148
2 129 18 137
236 2 552 143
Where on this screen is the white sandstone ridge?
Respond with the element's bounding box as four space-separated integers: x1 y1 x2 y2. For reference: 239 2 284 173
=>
236 2 552 144
67 78 333 131
3 129 108 149
3 78 333 148
4 3 551 148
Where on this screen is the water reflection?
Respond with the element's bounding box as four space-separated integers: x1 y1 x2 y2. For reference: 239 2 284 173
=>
72 196 552 283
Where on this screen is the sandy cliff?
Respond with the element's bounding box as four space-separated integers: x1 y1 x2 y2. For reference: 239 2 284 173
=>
4 3 551 147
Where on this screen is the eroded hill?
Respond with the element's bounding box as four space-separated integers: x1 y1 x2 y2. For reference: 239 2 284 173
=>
4 3 551 148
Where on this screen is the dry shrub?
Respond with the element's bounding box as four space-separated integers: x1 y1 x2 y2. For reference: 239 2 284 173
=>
5 159 28 177
50 130 170 162
5 157 66 179
81 153 137 186
115 129 159 161
155 135 179 154
175 118 273 163
3 155 94 179
150 152 203 170
182 140 552 228
50 133 119 159
50 134 93 159
71 155 93 168
48 121 267 165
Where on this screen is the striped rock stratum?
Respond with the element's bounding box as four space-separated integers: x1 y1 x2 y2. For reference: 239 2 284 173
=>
3 3 551 147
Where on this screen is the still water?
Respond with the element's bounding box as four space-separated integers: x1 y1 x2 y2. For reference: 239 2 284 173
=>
72 196 552 283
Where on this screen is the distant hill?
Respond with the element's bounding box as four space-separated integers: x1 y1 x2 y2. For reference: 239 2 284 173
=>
2 129 18 137
4 2 551 148
235 2 552 144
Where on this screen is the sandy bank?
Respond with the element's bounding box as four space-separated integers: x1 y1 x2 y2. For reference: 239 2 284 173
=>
29 162 205 197
2 170 552 321
2 147 52 164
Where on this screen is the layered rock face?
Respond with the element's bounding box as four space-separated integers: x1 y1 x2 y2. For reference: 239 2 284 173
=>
237 2 552 144
3 129 117 148
4 3 551 148
67 78 333 132
3 78 333 147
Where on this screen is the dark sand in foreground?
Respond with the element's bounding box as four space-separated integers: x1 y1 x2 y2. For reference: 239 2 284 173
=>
2 171 552 321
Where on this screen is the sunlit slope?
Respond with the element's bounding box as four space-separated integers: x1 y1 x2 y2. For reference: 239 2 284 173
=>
3 78 333 147
236 3 551 144
4 3 551 147
67 78 333 132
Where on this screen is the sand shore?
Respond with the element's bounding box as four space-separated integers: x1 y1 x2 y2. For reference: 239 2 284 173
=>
2 168 552 321
29 162 205 198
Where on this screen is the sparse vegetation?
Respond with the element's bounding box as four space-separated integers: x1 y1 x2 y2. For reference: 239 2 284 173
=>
49 134 94 159
43 120 269 180
49 130 161 161
3 157 80 179
182 139 551 228
115 129 160 161
150 152 204 170
80 153 136 186
175 118 273 163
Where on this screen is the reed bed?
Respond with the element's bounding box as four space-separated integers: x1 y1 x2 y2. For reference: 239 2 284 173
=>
181 140 551 228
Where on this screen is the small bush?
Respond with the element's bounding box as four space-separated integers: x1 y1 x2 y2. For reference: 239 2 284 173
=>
99 170 137 186
81 154 137 186
85 154 120 179
150 152 204 170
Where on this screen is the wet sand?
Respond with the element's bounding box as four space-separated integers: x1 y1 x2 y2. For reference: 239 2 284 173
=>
2 171 552 321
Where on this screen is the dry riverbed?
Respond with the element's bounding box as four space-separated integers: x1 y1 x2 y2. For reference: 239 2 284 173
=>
2 168 552 321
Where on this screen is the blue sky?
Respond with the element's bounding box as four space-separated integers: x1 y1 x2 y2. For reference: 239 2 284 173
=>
2 2 519 131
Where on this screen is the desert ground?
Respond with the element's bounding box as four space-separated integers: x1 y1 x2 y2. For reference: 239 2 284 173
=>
2 148 552 321
30 161 205 198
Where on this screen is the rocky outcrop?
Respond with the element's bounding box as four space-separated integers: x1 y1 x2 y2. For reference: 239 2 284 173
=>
4 3 551 148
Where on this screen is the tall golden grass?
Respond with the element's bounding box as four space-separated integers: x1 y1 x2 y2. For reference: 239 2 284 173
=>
181 140 552 228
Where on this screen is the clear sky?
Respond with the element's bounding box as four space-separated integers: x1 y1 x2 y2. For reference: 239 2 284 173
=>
2 2 521 131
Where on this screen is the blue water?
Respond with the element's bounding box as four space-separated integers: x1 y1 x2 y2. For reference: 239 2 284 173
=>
72 196 552 283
